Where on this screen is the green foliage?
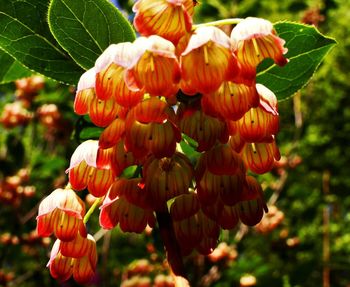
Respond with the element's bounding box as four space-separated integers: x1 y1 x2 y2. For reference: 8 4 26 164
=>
257 22 336 101
0 0 84 84
48 0 136 70
0 50 32 84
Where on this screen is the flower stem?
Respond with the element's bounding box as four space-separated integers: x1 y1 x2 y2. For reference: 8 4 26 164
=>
193 18 244 30
83 197 103 224
156 208 189 284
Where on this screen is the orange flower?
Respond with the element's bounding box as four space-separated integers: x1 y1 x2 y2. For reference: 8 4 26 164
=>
74 68 96 115
181 26 240 94
142 153 194 211
74 68 127 127
202 81 259 121
241 139 281 174
170 193 200 221
238 176 267 226
124 97 181 158
67 140 114 197
94 43 144 107
36 188 86 241
238 84 279 142
99 178 155 232
47 235 97 284
177 103 228 152
98 118 126 149
231 17 288 83
173 208 220 255
133 0 194 46
125 36 181 97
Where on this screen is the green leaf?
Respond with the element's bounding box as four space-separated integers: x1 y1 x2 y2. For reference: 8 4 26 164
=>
257 22 337 101
0 0 84 84
48 0 136 70
0 50 32 84
79 126 104 140
179 134 201 164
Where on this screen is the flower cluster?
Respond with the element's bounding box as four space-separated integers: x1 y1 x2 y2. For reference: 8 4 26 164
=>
37 0 288 283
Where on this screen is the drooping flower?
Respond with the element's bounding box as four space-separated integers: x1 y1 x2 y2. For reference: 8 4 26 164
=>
241 139 281 174
202 81 259 121
181 26 240 94
173 207 220 255
99 178 155 232
124 97 181 158
74 68 127 127
238 84 279 142
170 193 200 221
133 0 195 46
177 102 228 152
94 43 144 107
238 175 268 226
125 36 181 97
36 188 86 241
47 234 97 284
231 17 288 83
98 118 126 149
67 140 114 197
142 152 194 211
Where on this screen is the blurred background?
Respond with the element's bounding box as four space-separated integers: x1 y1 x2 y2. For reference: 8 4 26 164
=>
0 0 348 286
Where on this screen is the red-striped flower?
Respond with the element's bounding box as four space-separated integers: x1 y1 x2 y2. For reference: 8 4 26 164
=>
94 43 144 107
142 152 194 211
67 140 114 197
133 0 195 46
238 175 267 226
75 68 127 127
177 103 228 152
241 139 281 174
202 81 259 121
231 17 288 83
47 234 97 284
36 188 86 242
238 84 279 142
74 68 96 115
181 26 240 94
99 178 155 232
125 36 181 97
124 97 181 158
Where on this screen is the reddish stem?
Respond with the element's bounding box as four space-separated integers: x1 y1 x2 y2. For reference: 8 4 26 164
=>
156 209 188 282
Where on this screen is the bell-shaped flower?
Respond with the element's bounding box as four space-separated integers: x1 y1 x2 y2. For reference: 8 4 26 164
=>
74 68 96 115
124 97 181 158
99 178 155 233
231 17 288 83
133 0 194 46
74 68 127 127
173 209 219 255
125 36 181 97
195 144 246 206
98 118 126 149
241 139 281 174
94 43 144 107
47 234 97 284
177 103 228 152
202 81 259 121
109 140 138 176
238 84 279 142
36 188 86 241
67 140 114 197
218 203 240 230
227 120 246 153
170 193 200 221
142 152 194 211
238 175 267 226
180 26 240 94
